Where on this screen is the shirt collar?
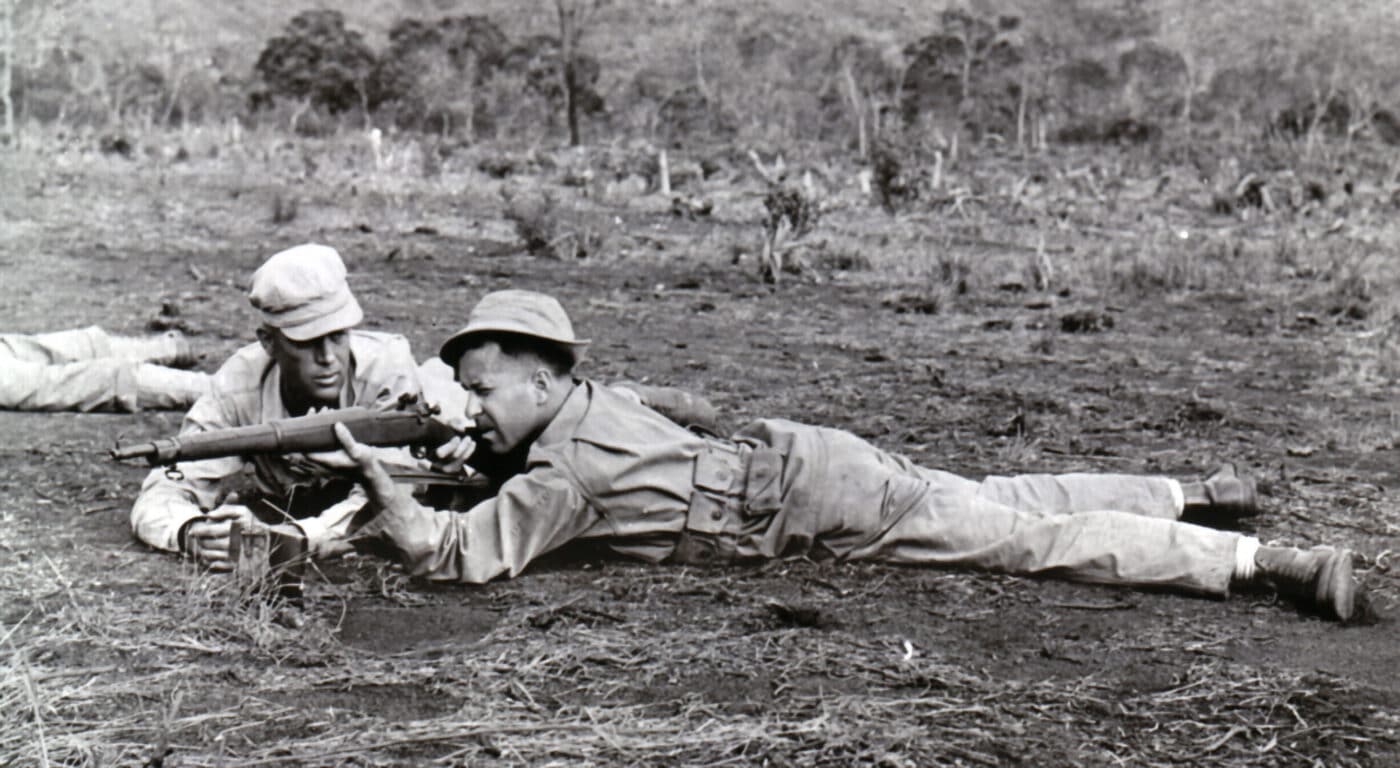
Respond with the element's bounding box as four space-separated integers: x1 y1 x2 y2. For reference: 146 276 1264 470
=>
534 378 591 449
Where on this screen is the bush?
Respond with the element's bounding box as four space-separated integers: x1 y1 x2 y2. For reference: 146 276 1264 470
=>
499 34 605 118
657 85 736 144
12 47 177 127
253 10 377 114
371 15 509 136
899 9 1025 140
501 187 611 260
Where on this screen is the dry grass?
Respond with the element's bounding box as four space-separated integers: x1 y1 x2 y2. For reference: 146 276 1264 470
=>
4 120 1400 766
3 561 1393 767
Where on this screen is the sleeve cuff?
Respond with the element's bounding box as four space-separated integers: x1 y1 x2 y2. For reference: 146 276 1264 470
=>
141 508 205 554
177 517 197 554
355 492 427 542
292 516 328 547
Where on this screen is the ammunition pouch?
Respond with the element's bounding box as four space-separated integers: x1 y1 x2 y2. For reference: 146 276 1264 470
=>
671 438 784 565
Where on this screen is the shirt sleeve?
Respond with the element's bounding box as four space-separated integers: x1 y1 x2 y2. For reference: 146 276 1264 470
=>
358 462 600 584
291 485 367 557
128 393 248 553
607 381 722 435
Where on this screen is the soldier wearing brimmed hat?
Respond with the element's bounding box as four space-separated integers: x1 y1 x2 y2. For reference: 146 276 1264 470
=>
333 289 1362 623
130 243 425 571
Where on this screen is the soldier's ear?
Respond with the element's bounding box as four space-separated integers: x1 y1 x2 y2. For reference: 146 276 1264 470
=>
528 367 554 404
255 326 275 355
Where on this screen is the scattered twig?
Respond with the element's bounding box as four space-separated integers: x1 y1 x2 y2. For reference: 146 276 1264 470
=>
1044 599 1137 611
18 658 49 768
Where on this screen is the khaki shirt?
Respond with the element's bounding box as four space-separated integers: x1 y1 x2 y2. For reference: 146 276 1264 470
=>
363 380 704 582
130 331 420 554
364 378 906 583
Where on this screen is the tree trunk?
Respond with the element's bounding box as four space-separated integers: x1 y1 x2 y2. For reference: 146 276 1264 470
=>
557 0 581 146
564 57 580 146
2 0 14 146
1179 60 1194 139
462 54 477 143
1016 83 1027 151
840 60 865 158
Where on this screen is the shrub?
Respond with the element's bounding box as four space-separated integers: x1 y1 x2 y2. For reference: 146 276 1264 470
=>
501 187 610 260
370 15 509 136
657 84 736 144
253 10 377 114
499 34 605 118
899 9 1025 140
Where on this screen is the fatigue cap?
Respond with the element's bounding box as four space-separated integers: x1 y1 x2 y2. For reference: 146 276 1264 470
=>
439 289 590 368
248 244 364 341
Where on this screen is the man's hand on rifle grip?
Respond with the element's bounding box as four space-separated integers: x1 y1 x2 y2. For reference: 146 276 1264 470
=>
427 432 478 476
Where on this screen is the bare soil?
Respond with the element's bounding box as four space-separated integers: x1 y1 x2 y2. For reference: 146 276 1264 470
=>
1 138 1397 766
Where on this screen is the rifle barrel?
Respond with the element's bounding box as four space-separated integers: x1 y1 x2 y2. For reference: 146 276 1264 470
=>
110 407 462 466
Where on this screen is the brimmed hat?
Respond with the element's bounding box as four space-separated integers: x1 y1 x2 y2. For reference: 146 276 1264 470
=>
439 290 590 368
248 244 364 341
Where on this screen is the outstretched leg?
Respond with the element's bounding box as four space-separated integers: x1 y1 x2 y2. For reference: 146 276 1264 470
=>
0 327 198 368
923 467 1259 526
0 326 113 364
0 357 209 412
842 478 1352 619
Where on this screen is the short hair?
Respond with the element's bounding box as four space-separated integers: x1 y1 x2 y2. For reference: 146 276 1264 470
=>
461 331 577 376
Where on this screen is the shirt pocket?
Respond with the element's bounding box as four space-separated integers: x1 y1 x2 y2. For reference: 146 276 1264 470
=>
685 442 744 536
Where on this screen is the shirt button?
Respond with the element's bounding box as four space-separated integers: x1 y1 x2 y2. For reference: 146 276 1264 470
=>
710 508 724 521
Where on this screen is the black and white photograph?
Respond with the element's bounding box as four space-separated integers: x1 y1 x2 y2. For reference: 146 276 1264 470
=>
2 1 1397 764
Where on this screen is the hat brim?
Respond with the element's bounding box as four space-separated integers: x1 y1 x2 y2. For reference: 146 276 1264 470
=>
439 324 590 369
277 297 364 341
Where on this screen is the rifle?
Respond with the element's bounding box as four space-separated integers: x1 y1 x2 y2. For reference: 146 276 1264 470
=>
111 395 484 486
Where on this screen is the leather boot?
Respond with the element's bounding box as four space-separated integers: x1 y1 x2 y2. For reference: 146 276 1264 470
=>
1181 463 1260 523
1251 546 1356 622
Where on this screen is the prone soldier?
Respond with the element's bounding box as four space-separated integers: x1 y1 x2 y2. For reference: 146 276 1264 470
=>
0 326 209 412
331 290 1361 622
128 243 428 570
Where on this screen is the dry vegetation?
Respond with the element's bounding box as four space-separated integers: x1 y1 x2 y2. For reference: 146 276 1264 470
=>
3 0 1400 765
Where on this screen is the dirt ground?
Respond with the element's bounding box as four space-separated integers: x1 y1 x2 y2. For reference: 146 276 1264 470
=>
2 135 1398 766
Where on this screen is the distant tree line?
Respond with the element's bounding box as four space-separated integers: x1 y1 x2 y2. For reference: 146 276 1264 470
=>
4 2 1399 152
249 9 605 143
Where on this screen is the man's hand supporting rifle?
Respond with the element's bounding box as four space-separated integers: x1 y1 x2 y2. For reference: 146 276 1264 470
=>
111 395 477 483
112 396 486 572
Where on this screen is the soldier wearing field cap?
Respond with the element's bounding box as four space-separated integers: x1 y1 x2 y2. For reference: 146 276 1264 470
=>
130 243 423 570
333 289 1361 622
